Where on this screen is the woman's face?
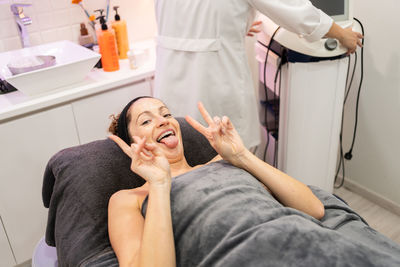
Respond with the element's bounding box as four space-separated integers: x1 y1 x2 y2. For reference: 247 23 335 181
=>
127 98 184 163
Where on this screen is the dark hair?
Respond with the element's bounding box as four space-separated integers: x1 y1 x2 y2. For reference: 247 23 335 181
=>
108 96 153 144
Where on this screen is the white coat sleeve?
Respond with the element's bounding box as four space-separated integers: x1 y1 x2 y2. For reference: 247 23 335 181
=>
247 0 333 42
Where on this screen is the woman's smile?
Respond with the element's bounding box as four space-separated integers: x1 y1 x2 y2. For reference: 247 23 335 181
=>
156 128 179 148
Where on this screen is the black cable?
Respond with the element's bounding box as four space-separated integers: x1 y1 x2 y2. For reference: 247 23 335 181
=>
262 26 281 162
276 57 284 168
272 56 284 167
344 52 357 105
334 131 346 188
253 145 258 155
344 54 351 99
334 55 352 188
335 17 365 187
345 54 351 86
262 55 271 161
272 63 279 167
344 17 364 160
334 63 349 188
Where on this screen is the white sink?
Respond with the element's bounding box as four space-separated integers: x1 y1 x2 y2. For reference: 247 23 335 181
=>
0 40 101 96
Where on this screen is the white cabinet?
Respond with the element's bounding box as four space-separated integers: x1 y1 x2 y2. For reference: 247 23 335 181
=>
0 78 152 265
0 216 16 267
0 104 80 264
72 80 152 144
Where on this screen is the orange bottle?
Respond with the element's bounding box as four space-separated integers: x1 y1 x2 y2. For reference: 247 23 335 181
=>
96 13 119 72
111 6 129 59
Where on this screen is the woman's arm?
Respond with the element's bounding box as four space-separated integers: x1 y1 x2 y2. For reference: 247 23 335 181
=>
109 185 175 267
108 135 176 267
248 0 362 54
325 22 363 54
186 103 324 220
232 149 325 220
138 184 175 267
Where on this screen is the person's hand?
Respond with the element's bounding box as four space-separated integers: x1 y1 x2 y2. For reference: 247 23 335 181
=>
185 102 247 167
109 135 171 186
338 27 363 55
247 21 262 37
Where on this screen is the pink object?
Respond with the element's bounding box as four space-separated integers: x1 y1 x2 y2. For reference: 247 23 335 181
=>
32 237 58 267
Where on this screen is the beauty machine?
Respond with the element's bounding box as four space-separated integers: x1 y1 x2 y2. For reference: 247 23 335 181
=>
256 0 362 192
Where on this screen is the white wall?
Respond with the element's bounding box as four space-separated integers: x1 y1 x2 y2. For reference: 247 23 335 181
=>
0 0 157 52
2 0 398 206
342 0 400 205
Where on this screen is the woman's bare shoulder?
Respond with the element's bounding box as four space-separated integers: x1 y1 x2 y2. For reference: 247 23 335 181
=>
109 184 149 210
191 155 222 170
207 155 222 164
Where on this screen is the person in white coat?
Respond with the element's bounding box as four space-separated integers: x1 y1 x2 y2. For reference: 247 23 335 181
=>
153 0 363 149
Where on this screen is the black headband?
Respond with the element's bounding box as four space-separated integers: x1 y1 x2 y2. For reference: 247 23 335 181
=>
117 96 152 144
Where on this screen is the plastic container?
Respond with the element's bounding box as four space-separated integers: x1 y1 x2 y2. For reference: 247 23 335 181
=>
127 49 136 69
95 10 119 72
111 6 129 59
127 49 149 69
32 237 57 267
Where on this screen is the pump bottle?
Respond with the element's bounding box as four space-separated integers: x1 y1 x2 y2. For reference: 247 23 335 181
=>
95 9 119 72
111 6 130 59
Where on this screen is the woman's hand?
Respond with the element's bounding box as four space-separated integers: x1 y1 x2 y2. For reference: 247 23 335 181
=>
247 21 262 37
185 102 247 167
326 23 363 55
109 135 171 186
339 27 363 54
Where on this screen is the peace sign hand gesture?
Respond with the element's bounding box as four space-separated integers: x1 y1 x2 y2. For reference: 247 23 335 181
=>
109 135 172 186
186 102 247 167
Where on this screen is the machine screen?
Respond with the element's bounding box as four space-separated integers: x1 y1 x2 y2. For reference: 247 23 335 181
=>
310 0 345 17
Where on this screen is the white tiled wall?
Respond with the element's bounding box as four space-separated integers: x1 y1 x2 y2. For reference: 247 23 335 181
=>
0 0 157 52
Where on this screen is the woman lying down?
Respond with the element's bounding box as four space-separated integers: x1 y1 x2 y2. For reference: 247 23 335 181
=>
108 96 400 267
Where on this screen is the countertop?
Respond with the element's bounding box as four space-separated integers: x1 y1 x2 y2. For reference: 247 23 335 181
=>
0 40 156 123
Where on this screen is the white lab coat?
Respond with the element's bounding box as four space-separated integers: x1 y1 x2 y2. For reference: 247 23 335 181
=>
153 0 333 148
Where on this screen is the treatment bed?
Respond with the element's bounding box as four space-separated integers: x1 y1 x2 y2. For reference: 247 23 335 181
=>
41 118 400 266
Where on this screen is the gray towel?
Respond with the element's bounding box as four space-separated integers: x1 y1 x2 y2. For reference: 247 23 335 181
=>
142 161 400 267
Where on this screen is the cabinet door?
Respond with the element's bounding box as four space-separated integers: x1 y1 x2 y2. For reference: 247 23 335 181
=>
0 104 80 264
72 80 152 144
0 216 16 266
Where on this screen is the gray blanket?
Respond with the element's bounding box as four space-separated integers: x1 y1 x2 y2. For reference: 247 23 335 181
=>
142 161 400 266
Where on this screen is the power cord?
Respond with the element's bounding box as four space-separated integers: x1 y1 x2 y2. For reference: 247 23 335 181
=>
334 17 365 188
335 54 352 188
272 53 284 167
344 52 357 104
344 17 365 161
261 26 281 162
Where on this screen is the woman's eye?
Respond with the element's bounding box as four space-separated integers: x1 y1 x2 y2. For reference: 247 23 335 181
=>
141 120 151 125
163 113 172 118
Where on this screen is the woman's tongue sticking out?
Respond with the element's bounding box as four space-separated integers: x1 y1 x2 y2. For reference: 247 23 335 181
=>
159 135 179 149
